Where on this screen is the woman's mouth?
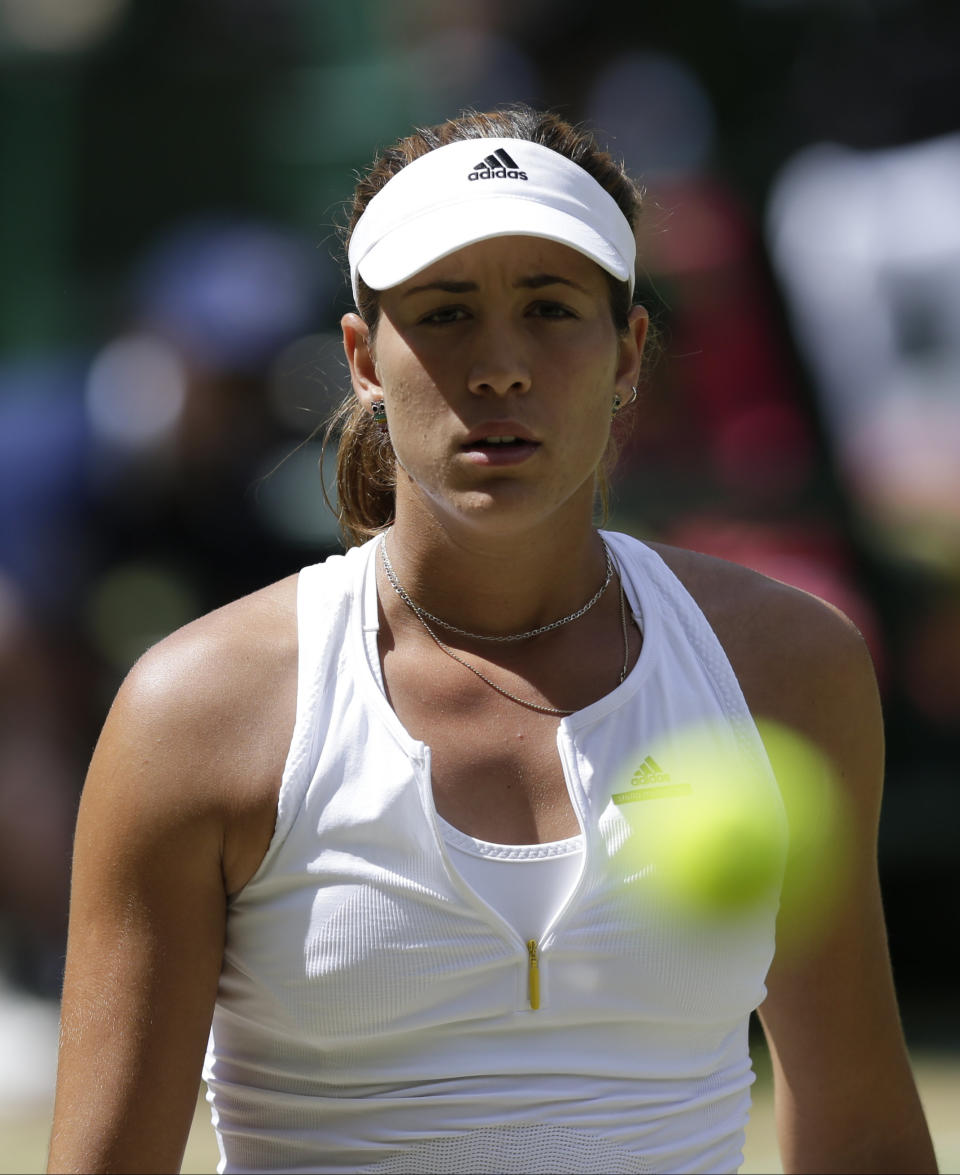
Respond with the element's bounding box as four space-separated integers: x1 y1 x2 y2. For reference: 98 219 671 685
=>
460 436 541 465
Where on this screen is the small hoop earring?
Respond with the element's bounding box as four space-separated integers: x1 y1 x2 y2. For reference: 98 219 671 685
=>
370 400 388 431
612 386 639 418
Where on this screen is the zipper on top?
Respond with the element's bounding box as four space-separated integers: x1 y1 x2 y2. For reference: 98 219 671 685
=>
418 746 588 1013
527 939 540 1010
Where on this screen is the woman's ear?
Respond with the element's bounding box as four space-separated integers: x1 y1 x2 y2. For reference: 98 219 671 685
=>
341 312 381 411
614 304 650 399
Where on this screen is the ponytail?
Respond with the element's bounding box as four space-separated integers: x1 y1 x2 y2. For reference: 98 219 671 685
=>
322 387 396 549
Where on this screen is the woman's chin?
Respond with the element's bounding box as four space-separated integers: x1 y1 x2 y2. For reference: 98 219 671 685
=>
398 479 596 539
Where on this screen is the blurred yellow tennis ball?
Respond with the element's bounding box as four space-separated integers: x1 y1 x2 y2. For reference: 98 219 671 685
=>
755 718 852 954
620 725 787 922
652 787 785 916
620 720 851 944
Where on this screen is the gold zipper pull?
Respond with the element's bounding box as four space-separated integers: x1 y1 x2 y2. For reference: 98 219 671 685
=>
526 939 540 1010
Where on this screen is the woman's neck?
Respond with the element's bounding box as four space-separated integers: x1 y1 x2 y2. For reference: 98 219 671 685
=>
381 511 611 642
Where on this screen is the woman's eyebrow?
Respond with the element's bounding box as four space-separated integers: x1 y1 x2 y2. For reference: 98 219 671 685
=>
516 273 588 292
402 273 587 298
402 280 477 297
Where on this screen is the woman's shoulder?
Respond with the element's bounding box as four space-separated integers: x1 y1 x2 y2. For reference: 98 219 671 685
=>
645 539 865 638
645 541 880 743
124 572 300 724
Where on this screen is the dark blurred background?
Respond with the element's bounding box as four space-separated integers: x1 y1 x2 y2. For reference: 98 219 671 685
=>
0 0 957 1047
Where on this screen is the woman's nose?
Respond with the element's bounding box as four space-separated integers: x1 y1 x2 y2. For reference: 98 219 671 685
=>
465 325 532 398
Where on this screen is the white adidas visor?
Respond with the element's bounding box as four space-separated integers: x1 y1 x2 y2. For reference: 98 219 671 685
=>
348 137 636 305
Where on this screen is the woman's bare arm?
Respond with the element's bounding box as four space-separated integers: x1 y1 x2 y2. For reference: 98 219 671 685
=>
657 545 937 1174
753 599 937 1174
48 581 297 1174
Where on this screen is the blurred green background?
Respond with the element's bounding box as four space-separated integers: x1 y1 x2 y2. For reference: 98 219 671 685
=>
1 0 958 1170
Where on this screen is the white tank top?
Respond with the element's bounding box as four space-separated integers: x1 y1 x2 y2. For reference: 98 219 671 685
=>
203 532 785 1174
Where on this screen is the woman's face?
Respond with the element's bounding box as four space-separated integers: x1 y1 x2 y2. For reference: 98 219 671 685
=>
343 235 647 538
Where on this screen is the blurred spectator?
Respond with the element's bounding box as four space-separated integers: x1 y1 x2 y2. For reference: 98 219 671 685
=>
766 132 960 580
83 214 341 622
0 214 344 996
766 132 960 736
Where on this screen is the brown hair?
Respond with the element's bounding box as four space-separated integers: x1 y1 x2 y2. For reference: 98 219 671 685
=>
324 104 646 548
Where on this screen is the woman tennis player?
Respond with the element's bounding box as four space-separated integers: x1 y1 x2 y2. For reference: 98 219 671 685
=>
48 106 936 1174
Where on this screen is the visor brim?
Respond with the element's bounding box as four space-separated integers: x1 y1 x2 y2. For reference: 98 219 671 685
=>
355 200 633 295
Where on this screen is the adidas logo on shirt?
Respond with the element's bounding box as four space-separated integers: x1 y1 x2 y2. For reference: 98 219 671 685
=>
630 756 672 787
468 148 528 182
612 756 692 805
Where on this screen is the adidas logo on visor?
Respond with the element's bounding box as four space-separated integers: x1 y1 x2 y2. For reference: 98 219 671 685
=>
468 147 528 182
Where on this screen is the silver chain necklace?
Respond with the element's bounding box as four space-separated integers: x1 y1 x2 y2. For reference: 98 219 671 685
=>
380 537 614 642
378 534 631 717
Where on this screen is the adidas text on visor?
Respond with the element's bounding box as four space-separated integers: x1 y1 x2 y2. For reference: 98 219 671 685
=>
348 138 637 304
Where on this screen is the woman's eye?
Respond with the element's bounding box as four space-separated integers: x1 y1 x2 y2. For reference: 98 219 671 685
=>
419 305 468 325
529 301 577 319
